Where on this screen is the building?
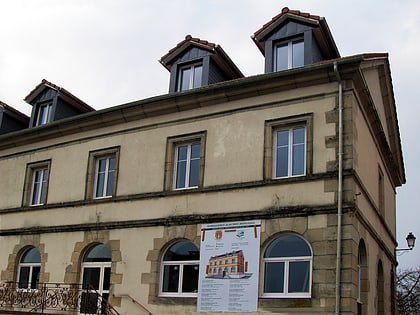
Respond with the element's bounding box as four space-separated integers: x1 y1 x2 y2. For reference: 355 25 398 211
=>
206 250 246 278
0 7 405 315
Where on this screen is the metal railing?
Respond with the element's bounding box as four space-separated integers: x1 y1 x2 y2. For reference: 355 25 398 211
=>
0 282 119 314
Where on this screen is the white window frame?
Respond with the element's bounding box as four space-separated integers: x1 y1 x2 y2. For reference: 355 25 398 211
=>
260 235 312 299
177 63 203 91
36 102 53 126
273 126 306 178
30 167 49 206
261 257 312 298
173 142 200 190
159 260 200 298
274 37 304 71
93 155 116 199
17 248 41 290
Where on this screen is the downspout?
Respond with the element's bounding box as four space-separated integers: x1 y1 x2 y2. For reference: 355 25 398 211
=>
334 61 343 315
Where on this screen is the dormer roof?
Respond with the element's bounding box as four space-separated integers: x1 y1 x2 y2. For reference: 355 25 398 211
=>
252 7 340 60
24 79 94 113
0 101 29 134
0 101 29 124
160 35 243 79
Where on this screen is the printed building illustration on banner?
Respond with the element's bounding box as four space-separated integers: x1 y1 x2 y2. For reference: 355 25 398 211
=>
205 250 249 278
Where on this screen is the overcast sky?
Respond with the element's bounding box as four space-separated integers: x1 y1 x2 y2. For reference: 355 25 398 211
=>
0 0 418 270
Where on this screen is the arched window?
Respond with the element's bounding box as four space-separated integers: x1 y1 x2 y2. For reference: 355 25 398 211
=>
377 260 384 315
160 240 199 297
80 244 112 314
262 234 312 298
357 239 368 315
18 247 41 289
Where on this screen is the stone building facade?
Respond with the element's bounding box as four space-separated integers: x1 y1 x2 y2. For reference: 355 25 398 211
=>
0 8 404 315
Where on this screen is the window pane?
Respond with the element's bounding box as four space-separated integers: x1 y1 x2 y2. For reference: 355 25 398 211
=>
179 68 191 91
288 261 310 292
98 159 107 173
265 235 311 258
191 143 200 158
177 145 188 160
176 161 187 188
275 130 289 177
31 181 41 205
96 173 105 197
31 266 40 289
18 266 30 288
276 147 289 177
82 267 101 290
182 264 199 292
103 267 111 291
292 144 305 175
39 169 48 203
106 170 115 196
277 130 289 146
264 262 284 293
292 40 304 68
162 265 180 292
193 65 202 88
83 244 112 262
275 44 288 71
21 248 41 263
189 159 199 187
292 128 305 175
164 241 199 261
109 157 115 171
80 292 99 314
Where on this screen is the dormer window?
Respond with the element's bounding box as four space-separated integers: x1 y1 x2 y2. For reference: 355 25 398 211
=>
36 102 53 126
26 79 94 128
177 63 203 91
252 7 340 74
160 35 243 93
274 38 304 71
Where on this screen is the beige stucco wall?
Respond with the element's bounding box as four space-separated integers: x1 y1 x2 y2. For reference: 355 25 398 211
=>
0 84 337 229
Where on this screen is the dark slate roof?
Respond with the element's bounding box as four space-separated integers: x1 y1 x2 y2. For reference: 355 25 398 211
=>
24 79 95 113
0 101 30 124
160 35 244 79
252 7 340 60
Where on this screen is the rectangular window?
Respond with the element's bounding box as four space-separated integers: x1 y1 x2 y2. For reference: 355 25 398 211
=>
86 147 120 200
23 160 51 206
36 102 53 126
94 156 116 198
264 115 312 180
164 132 206 191
174 143 200 189
30 167 49 205
274 126 306 178
274 38 304 71
177 63 203 91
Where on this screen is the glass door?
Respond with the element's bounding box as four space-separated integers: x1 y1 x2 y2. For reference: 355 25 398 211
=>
80 244 111 314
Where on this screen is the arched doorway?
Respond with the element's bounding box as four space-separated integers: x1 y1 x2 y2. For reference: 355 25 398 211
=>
80 244 111 314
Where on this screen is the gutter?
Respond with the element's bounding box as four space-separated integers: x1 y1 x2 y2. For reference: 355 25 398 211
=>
334 61 343 315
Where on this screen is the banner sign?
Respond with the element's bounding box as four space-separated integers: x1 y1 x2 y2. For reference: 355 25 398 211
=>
197 220 261 312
